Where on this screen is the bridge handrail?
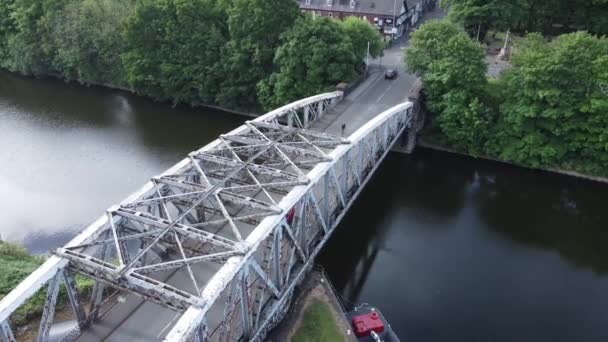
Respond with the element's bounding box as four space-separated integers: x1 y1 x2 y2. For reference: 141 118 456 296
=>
164 101 414 341
0 91 343 324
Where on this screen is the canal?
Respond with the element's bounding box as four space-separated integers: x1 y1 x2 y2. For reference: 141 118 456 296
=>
2 71 608 341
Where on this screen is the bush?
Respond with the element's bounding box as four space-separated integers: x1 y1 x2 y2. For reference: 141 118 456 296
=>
0 242 94 326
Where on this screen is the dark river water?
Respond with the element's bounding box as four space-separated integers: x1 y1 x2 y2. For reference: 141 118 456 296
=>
2 70 608 341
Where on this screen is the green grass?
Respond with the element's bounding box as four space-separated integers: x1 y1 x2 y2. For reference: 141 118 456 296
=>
0 242 94 326
292 300 344 342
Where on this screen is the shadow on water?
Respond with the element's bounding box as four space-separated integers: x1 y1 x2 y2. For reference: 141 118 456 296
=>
475 161 608 274
0 70 244 252
320 148 608 341
319 149 475 296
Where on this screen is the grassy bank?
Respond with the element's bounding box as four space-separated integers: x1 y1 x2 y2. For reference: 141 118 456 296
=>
292 300 344 342
0 242 94 326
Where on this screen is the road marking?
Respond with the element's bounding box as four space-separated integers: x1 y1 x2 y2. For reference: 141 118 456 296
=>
375 80 397 104
157 312 182 338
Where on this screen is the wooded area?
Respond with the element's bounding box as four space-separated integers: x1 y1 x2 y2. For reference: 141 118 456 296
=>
0 0 383 112
407 7 608 176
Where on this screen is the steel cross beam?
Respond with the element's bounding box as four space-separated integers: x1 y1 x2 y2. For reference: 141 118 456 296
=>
165 101 413 342
0 92 350 340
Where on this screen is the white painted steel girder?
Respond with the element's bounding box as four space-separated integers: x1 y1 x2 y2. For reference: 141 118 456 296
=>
165 101 413 342
0 92 344 338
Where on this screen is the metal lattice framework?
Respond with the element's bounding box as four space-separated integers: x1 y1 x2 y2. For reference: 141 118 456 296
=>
0 91 414 342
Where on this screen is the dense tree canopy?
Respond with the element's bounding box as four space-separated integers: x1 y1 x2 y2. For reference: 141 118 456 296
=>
407 20 492 154
122 0 228 105
339 17 384 61
258 16 359 110
0 0 378 111
491 32 608 174
441 0 608 38
216 0 301 111
52 0 133 85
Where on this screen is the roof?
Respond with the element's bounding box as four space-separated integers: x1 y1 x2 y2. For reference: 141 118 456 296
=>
299 0 412 16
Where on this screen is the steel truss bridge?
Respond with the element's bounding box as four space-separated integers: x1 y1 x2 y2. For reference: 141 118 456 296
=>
0 92 413 342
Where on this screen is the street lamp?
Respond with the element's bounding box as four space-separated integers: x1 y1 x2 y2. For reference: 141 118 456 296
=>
392 0 397 39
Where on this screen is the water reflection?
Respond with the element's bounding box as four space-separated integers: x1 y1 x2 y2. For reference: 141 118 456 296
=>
476 165 608 274
0 71 243 252
320 149 608 341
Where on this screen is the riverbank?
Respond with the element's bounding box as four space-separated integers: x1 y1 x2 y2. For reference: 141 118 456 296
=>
0 241 93 330
2 70 261 119
268 269 354 342
417 140 608 184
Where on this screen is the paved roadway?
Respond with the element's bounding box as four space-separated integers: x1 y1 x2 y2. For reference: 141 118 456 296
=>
311 6 445 136
66 8 446 342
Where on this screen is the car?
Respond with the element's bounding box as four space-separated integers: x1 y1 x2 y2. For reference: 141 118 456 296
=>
384 69 398 80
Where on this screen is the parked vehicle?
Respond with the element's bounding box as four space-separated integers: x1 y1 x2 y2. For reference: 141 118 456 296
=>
384 69 398 80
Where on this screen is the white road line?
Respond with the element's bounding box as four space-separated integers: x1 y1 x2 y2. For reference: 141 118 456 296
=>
157 312 182 338
375 80 396 104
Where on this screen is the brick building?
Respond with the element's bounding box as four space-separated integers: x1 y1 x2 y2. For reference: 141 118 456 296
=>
298 0 416 38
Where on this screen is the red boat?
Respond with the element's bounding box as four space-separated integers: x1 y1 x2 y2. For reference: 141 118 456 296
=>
346 304 400 342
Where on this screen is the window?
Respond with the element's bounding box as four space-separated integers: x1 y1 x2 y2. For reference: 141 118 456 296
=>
305 0 311 4
350 0 356 8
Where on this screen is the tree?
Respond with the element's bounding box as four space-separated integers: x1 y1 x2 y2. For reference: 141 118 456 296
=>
215 0 300 111
405 19 461 75
257 16 358 110
440 0 512 39
441 0 608 37
494 32 608 173
406 20 492 154
0 0 15 63
3 0 54 75
122 0 227 105
51 0 134 85
339 17 384 62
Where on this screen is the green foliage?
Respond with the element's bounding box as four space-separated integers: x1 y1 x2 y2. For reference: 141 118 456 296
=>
258 16 359 110
0 242 94 326
405 19 461 75
492 32 608 174
122 0 227 105
215 0 300 110
292 300 343 342
441 0 608 37
0 0 382 112
51 0 133 85
3 0 51 74
0 242 45 325
440 0 513 39
407 20 492 154
339 16 384 61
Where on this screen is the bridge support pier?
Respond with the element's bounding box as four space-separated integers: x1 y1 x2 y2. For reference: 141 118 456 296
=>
391 79 425 154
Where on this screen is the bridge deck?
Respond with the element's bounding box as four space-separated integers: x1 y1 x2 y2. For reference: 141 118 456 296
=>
0 92 413 342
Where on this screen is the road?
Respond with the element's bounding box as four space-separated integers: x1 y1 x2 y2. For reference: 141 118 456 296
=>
67 8 446 342
311 6 445 136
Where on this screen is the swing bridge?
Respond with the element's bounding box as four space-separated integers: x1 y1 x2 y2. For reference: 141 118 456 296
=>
0 92 415 342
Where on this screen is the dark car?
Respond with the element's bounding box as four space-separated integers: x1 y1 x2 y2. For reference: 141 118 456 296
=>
384 69 398 80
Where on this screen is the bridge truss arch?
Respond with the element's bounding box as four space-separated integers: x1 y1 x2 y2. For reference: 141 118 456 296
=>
0 91 413 342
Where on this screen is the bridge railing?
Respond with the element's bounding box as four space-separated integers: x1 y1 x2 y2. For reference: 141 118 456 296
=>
0 92 343 342
165 101 414 342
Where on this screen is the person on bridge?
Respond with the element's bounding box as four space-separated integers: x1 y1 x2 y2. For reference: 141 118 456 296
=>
341 123 346 137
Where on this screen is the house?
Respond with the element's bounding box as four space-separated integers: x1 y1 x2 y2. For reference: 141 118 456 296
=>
298 0 417 38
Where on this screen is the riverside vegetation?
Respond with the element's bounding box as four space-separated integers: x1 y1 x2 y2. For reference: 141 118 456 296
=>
0 0 384 326
407 0 608 176
0 242 94 327
0 0 383 112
